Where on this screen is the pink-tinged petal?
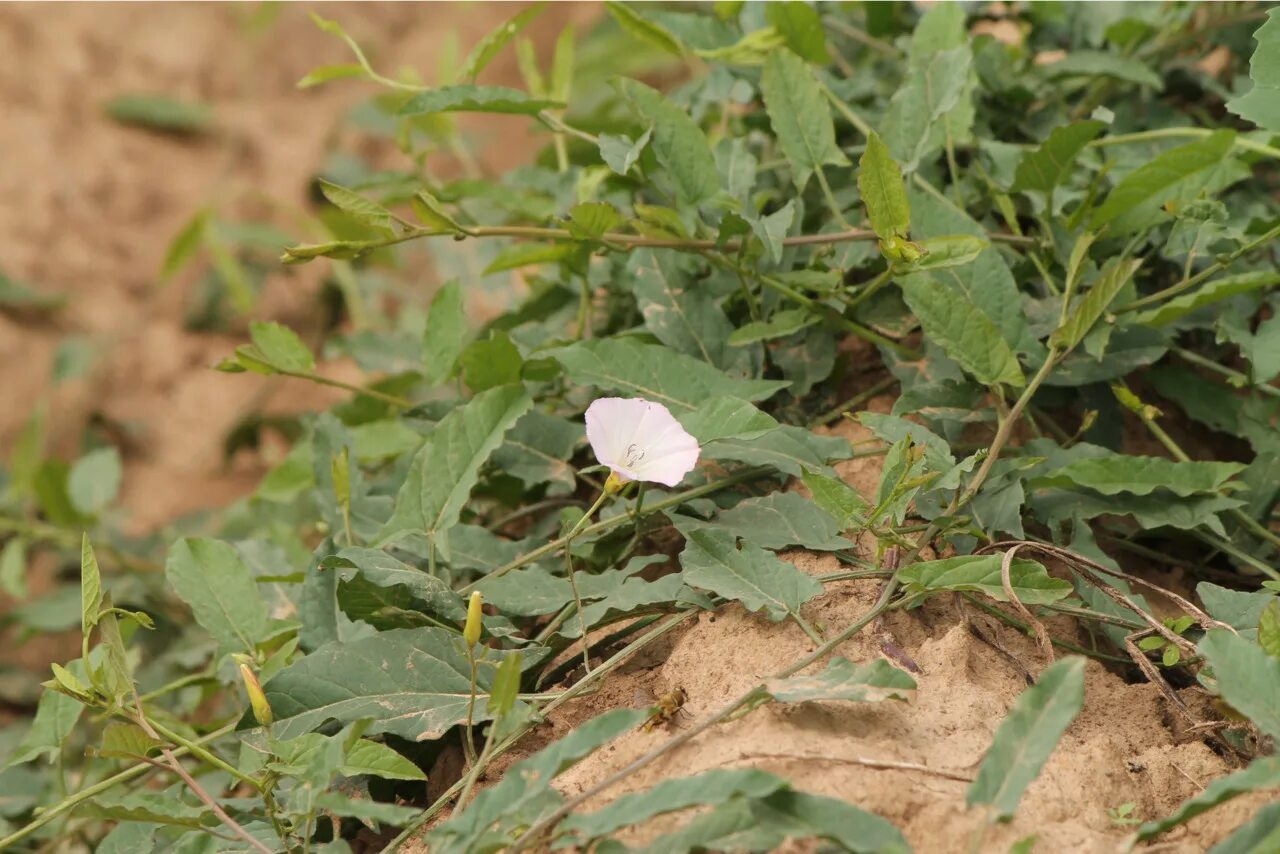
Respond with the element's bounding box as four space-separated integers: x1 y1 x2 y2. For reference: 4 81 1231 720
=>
585 396 700 487
632 430 699 486
586 397 645 469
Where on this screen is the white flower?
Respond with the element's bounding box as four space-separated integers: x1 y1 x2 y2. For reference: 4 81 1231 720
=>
585 397 700 488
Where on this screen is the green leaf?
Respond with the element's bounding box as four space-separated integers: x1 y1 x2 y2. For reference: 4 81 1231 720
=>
0 537 26 599
411 190 466 235
1135 271 1280 327
606 2 686 56
765 657 916 703
263 627 518 740
104 94 212 134
426 708 646 854
0 270 66 313
165 538 269 655
323 547 466 623
677 396 778 444
1137 757 1280 841
7 684 84 766
97 723 162 761
618 78 722 206
1228 10 1280 132
599 128 652 175
966 657 1087 820
460 331 523 393
1207 800 1280 854
161 209 209 279
858 132 910 241
95 596 134 704
566 202 621 241
1034 454 1244 497
422 281 469 385
461 3 546 81
80 534 103 640
677 492 852 551
703 425 850 477
727 309 817 346
1090 131 1236 234
1199 630 1280 740
630 250 738 369
397 85 560 116
68 447 122 517
1050 257 1143 351
546 338 787 413
562 769 787 841
380 385 532 556
86 789 211 829
901 276 1025 387
249 320 315 374
1042 50 1162 88
892 235 987 273
881 46 973 171
484 241 575 274
493 410 581 496
800 468 869 528
313 791 422 825
761 48 847 190
318 180 396 233
296 63 367 89
655 787 911 853
1197 582 1277 641
561 573 690 639
765 2 830 63
677 526 822 622
487 651 523 718
897 555 1073 606
1259 602 1280 658
1012 121 1106 194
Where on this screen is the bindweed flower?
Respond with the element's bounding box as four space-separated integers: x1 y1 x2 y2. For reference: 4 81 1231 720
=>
585 397 700 491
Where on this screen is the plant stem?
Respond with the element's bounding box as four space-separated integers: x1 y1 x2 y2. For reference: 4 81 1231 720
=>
1088 127 1280 161
379 611 699 853
460 467 773 591
0 722 239 850
146 718 261 791
463 650 479 767
1115 222 1280 314
813 376 898 426
508 579 904 851
562 490 611 673
277 368 413 409
815 166 852 229
1172 346 1280 400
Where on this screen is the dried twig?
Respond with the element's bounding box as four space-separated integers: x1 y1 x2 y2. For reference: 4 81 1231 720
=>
736 751 974 783
999 544 1055 663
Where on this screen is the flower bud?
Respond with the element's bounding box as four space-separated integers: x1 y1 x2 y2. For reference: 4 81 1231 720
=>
238 662 273 726
604 471 626 495
464 591 484 647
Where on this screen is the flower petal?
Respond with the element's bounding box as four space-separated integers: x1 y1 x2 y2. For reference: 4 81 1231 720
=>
585 397 646 469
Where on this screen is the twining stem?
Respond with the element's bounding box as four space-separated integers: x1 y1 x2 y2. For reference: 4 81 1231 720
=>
0 723 238 851
1172 346 1280 401
146 717 261 791
379 611 699 853
1122 386 1280 556
460 467 772 592
274 368 413 409
1115 221 1280 314
507 577 903 851
563 490 611 673
1088 127 1280 161
284 223 1036 263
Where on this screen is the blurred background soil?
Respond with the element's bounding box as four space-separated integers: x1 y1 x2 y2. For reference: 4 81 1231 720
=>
0 1 594 678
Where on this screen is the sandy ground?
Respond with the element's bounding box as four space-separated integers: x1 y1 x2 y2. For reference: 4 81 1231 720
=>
409 406 1272 853
0 5 1269 852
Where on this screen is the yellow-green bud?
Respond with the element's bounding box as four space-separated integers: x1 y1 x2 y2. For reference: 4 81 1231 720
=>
464 591 484 647
604 471 627 495
238 662 273 726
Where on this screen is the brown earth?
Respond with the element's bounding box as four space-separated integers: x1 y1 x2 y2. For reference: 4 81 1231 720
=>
408 407 1273 853
1 5 1271 852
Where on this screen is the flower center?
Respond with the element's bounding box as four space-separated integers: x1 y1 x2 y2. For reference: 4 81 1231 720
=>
622 443 646 467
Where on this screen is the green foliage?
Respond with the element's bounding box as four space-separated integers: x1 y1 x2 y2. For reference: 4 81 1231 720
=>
10 5 1280 852
967 657 1086 821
